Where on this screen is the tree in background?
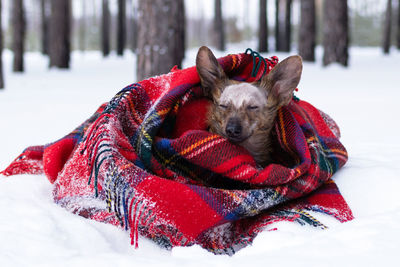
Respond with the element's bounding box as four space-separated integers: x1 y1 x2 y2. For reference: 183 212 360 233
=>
40 0 49 55
258 0 268 52
12 0 26 72
283 0 292 51
275 0 280 50
298 0 316 61
136 0 186 80
323 0 349 66
173 0 185 68
398 0 400 49
213 0 225 50
132 0 138 51
275 0 292 52
117 0 126 56
49 0 71 68
382 0 392 54
102 0 110 57
0 0 4 89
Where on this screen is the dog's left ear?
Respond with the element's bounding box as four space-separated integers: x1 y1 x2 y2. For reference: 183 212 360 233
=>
196 46 227 99
260 55 303 107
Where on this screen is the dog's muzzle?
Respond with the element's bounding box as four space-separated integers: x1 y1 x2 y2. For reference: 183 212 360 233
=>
225 118 244 143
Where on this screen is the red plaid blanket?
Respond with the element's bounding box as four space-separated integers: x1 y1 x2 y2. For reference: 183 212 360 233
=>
1 51 353 255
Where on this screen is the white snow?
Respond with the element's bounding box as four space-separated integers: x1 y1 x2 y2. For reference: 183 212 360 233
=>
1 46 400 266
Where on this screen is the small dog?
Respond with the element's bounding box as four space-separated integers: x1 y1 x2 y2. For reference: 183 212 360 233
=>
196 46 302 167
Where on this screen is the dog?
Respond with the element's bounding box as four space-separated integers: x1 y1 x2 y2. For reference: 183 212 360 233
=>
196 46 302 167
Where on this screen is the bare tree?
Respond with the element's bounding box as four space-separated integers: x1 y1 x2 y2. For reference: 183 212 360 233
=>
322 0 349 66
117 0 126 56
214 0 225 50
275 0 292 52
40 0 49 55
174 0 185 68
258 0 268 52
298 0 316 61
136 0 186 80
49 0 71 68
397 0 400 49
12 0 26 72
383 0 392 54
275 0 280 50
102 0 111 56
0 0 4 89
283 0 292 51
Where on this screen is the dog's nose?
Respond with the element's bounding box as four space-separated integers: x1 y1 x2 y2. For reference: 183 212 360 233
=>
225 119 242 139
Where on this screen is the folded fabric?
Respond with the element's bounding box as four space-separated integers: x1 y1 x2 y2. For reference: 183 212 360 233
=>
1 51 353 255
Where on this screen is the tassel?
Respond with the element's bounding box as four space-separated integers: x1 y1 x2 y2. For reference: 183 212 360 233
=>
130 198 140 248
295 209 328 229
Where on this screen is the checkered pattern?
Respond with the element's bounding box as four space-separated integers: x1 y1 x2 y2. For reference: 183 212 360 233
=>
1 52 353 254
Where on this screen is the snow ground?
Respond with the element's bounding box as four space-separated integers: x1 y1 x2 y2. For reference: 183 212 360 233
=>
1 46 400 266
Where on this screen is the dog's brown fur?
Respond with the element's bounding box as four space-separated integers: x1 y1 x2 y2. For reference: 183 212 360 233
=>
196 46 302 167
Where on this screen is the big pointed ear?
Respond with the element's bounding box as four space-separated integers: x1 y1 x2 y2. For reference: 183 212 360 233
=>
196 46 227 100
260 55 303 107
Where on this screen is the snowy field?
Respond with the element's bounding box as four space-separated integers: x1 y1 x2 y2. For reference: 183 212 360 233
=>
1 45 400 266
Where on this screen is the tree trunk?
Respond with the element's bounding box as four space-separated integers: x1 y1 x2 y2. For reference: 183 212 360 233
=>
383 0 392 54
258 0 268 52
12 0 26 72
397 0 400 49
49 0 71 68
117 0 126 56
322 0 349 66
275 0 292 52
298 0 316 61
173 0 185 68
136 0 186 80
0 0 4 89
131 0 138 51
40 0 49 55
102 0 111 57
283 0 292 51
214 0 225 51
275 0 280 51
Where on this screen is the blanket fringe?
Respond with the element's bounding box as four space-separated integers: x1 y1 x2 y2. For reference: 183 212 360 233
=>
130 198 141 248
293 209 328 229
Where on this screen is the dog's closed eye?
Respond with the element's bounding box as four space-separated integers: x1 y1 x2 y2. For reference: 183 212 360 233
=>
219 104 228 109
247 106 259 110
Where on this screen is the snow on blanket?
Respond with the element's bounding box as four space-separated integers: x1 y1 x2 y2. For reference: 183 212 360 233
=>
1 51 353 255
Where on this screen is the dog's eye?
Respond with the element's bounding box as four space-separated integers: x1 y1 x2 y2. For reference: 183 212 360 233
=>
247 106 259 110
219 104 228 109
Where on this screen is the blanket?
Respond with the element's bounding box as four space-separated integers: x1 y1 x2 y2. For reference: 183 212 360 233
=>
1 51 353 255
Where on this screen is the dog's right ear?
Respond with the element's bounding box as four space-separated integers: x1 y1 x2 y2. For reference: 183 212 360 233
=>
260 55 303 107
196 46 227 99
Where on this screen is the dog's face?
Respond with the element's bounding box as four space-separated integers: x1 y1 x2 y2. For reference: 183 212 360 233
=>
210 82 269 143
196 46 302 149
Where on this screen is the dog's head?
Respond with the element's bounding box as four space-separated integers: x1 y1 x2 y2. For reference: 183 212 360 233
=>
196 46 302 144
